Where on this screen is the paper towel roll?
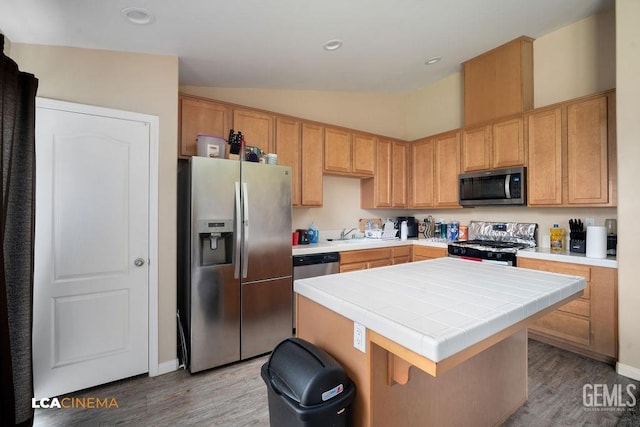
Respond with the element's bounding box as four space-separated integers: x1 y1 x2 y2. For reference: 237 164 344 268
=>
586 226 607 259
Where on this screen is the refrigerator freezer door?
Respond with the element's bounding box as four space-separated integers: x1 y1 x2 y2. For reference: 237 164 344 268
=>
241 162 293 282
241 276 293 359
189 157 241 371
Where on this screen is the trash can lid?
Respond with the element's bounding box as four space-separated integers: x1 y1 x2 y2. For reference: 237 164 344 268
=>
264 338 350 407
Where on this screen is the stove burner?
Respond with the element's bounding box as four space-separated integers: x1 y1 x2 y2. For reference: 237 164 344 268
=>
447 221 538 266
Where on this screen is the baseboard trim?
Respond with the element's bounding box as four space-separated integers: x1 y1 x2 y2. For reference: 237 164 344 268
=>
616 362 640 381
153 359 179 376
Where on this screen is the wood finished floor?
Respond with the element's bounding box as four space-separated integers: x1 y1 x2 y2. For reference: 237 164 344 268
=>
35 340 639 427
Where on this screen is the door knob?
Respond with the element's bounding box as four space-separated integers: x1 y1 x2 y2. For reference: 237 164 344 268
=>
134 258 145 267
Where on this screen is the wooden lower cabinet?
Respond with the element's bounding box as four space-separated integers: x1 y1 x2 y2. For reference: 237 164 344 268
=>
339 247 411 273
412 245 447 261
391 246 412 265
518 257 617 363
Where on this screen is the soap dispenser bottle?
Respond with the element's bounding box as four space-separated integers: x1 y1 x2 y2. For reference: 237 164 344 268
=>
550 223 564 252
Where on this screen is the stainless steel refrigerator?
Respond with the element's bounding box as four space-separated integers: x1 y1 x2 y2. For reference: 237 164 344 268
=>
178 156 293 373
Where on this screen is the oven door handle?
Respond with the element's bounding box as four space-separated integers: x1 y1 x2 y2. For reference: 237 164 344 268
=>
504 174 512 199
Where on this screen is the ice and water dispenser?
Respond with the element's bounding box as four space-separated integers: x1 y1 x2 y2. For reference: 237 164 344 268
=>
197 219 234 266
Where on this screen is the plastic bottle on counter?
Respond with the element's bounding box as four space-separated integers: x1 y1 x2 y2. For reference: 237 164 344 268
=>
400 221 408 241
550 224 564 252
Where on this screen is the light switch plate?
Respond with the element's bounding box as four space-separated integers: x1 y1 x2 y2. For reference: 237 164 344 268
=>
354 322 366 353
585 218 595 227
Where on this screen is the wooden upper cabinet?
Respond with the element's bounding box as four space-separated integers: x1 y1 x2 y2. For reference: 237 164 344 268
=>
232 109 274 154
567 96 609 205
324 127 352 174
409 138 435 208
179 95 231 157
527 107 563 206
461 125 491 171
324 128 376 177
463 36 533 126
275 117 301 206
527 91 615 207
361 139 405 208
391 141 408 207
352 133 376 176
434 131 461 207
461 116 525 172
361 139 392 208
300 122 324 206
493 116 526 168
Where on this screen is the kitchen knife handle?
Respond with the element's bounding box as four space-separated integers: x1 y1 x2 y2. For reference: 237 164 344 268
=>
234 181 241 279
242 182 249 279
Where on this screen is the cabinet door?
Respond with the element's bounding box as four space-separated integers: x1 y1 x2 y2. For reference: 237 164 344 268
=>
433 132 461 207
493 116 525 168
368 259 392 269
461 125 491 171
567 96 609 204
352 133 376 176
409 139 434 208
300 123 324 206
527 108 563 205
374 139 393 207
324 127 352 174
392 141 408 207
412 246 447 261
233 109 274 154
275 117 301 206
179 96 230 157
339 262 368 273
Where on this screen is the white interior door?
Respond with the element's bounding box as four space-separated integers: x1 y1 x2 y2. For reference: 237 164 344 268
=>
33 102 150 399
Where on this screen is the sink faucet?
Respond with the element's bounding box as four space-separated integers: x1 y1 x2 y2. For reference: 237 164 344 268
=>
340 228 357 240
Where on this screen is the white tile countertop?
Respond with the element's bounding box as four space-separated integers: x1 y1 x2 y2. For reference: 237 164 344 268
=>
294 257 585 363
517 247 618 268
292 238 446 256
292 238 617 268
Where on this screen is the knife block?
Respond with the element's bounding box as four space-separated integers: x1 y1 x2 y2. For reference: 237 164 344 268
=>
569 239 586 253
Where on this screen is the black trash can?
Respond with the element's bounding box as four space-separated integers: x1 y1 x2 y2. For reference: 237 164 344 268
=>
261 337 356 427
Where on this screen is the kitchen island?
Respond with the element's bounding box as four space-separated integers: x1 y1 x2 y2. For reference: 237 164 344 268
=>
294 257 586 426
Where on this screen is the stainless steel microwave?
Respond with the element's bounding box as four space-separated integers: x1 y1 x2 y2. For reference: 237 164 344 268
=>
459 167 526 206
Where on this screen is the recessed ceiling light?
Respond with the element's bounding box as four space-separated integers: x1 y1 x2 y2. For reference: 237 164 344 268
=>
121 7 155 25
323 40 343 51
425 56 442 65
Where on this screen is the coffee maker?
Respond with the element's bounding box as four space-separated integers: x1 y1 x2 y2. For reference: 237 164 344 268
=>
395 217 417 238
605 218 617 256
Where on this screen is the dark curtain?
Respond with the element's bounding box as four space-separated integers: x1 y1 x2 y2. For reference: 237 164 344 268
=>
0 34 38 426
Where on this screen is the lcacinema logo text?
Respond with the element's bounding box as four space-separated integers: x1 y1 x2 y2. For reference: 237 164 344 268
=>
32 397 119 409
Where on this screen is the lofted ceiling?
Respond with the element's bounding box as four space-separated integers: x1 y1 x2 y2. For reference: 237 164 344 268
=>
0 0 614 93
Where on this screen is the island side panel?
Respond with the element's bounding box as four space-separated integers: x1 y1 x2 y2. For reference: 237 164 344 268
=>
296 295 371 427
370 329 528 427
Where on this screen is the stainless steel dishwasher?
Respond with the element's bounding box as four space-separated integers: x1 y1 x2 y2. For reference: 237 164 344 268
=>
292 252 340 329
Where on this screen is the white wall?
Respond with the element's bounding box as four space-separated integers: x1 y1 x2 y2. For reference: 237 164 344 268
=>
180 86 408 140
534 7 616 107
615 0 640 380
9 44 180 367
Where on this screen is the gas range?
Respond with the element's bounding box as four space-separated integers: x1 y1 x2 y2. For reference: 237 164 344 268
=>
447 221 537 266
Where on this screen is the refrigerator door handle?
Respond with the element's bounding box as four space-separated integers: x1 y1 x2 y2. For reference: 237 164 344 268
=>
242 182 250 278
234 181 241 279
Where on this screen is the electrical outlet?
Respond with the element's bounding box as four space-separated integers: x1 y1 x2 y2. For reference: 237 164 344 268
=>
353 322 366 353
585 218 595 227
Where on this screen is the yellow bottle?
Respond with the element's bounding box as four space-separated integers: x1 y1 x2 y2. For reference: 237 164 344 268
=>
550 224 564 252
